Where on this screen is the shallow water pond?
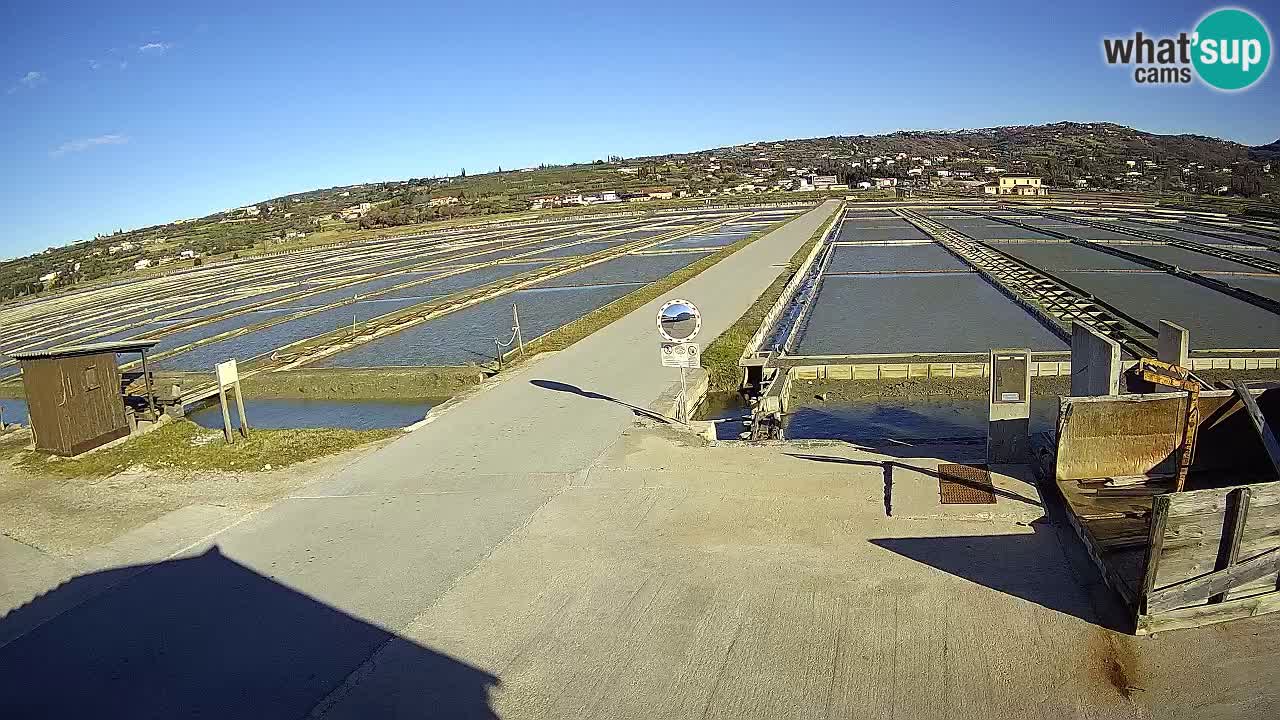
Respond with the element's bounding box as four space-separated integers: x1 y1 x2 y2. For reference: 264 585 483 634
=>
190 398 440 431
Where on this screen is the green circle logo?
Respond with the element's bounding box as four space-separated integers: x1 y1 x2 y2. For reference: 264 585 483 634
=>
1193 8 1271 90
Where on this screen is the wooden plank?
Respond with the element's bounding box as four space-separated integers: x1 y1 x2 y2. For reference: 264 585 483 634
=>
1210 487 1251 604
140 349 156 417
1133 361 1201 492
1094 487 1166 498
1053 391 1236 482
1088 516 1152 551
1051 481 1139 610
1154 512 1280 590
1229 381 1280 478
233 380 250 439
1056 479 1154 521
1140 494 1171 613
1138 588 1280 635
1163 480 1280 519
1097 474 1173 487
218 384 234 444
1153 481 1280 594
1146 546 1280 614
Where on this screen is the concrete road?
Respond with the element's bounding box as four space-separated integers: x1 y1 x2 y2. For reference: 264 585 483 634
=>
0 201 842 719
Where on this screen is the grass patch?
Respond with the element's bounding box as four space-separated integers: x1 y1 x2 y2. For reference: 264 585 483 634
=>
700 208 839 391
240 367 482 399
513 214 801 359
16 420 397 478
0 429 31 463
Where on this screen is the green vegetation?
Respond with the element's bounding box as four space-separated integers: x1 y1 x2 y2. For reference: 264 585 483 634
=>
240 367 481 399
514 217 797 359
16 420 397 477
700 210 838 391
0 429 29 464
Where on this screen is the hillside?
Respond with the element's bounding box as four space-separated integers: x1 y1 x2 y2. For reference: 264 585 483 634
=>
3 121 1276 304
1250 139 1280 162
686 122 1258 185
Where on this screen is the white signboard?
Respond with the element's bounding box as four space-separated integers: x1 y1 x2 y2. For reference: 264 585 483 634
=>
215 359 239 388
660 342 700 369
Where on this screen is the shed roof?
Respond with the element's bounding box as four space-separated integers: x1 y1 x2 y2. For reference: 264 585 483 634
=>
8 340 160 362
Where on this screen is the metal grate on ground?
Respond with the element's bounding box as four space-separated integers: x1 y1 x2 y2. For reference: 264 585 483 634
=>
938 463 997 504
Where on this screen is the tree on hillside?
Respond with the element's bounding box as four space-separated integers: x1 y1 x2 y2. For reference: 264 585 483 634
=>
1231 163 1264 197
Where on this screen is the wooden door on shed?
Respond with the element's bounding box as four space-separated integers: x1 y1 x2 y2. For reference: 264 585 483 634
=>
60 353 126 452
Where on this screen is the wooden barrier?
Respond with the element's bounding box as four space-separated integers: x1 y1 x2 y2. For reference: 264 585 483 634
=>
1050 387 1280 633
1139 482 1280 633
1058 391 1207 482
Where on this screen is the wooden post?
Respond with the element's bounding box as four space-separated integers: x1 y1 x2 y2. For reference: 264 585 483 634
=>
1140 494 1172 615
214 359 242 444
140 349 157 419
233 380 250 439
1210 487 1251 604
1229 381 1280 478
218 383 234 444
1175 385 1199 493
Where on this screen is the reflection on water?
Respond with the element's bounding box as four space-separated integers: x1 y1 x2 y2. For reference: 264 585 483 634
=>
190 398 439 431
697 392 1059 444
695 392 751 440
0 397 29 426
785 397 1058 443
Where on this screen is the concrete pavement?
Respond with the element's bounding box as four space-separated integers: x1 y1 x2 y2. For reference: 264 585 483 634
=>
319 432 1280 720
0 200 842 718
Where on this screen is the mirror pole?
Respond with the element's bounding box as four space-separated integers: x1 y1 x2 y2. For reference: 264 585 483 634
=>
678 366 688 423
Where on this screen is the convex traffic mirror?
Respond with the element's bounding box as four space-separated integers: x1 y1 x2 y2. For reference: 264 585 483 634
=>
657 299 701 342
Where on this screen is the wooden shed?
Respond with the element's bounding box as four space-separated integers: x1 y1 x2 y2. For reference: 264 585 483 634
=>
9 340 159 457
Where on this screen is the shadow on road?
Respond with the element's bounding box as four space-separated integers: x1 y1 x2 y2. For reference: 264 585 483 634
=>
785 453 1043 512
0 546 499 719
868 518 1129 632
784 453 1130 629
530 379 672 423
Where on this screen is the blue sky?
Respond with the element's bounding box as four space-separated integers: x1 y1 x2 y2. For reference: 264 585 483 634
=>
2 0 1277 256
